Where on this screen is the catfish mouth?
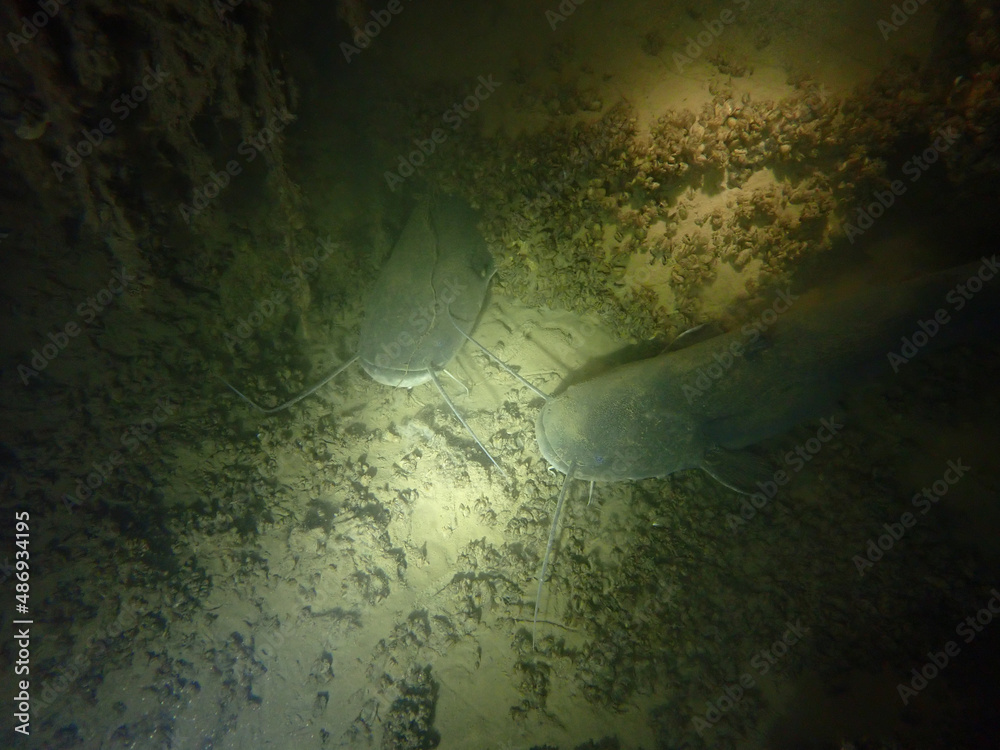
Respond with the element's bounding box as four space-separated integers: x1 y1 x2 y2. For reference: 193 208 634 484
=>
537 401 641 482
360 358 432 388
535 407 570 474
536 405 603 478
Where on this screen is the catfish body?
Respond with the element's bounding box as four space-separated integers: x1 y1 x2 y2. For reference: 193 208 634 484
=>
535 259 1000 486
358 196 495 387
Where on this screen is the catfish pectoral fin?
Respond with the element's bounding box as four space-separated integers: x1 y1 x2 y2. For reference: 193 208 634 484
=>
699 445 774 494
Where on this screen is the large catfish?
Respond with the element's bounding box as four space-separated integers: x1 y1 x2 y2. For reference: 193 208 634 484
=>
535 257 1000 491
